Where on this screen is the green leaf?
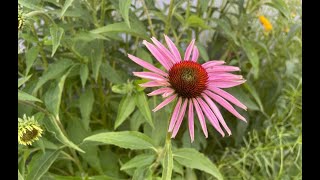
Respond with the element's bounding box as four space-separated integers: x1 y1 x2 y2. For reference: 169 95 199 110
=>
173 148 223 180
18 170 24 180
137 48 153 64
44 66 74 116
132 166 152 180
119 0 131 28
244 82 264 112
79 88 94 130
162 143 173 180
44 115 84 153
18 0 42 10
135 92 154 128
18 90 42 103
100 62 125 83
32 59 73 94
215 19 239 45
121 154 156 170
60 0 74 18
18 75 32 88
80 64 89 88
114 95 136 129
83 131 156 151
196 43 209 61
186 15 208 29
242 39 259 79
50 26 64 57
26 149 61 180
25 46 39 75
265 0 290 19
90 22 149 39
91 40 103 82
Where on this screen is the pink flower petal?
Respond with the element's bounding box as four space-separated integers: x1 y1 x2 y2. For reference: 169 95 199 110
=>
208 86 247 110
150 37 179 64
172 99 188 138
168 97 182 132
152 94 177 112
188 99 195 142
202 93 231 135
139 81 169 87
205 65 240 72
128 54 168 77
208 73 243 81
143 40 172 70
191 46 199 62
147 87 173 96
162 89 175 98
133 72 168 82
196 98 225 137
204 90 246 122
164 34 182 62
208 80 246 88
184 39 195 60
202 61 225 68
192 98 208 138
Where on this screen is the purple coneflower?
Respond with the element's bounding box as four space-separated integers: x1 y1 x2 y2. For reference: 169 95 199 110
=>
128 35 247 142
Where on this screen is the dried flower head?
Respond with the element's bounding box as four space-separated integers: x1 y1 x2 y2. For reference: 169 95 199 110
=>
18 114 43 146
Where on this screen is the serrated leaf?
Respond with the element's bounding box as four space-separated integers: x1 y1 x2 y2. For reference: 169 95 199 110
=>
44 66 74 116
114 95 136 129
18 90 42 103
135 92 154 128
25 46 39 75
242 39 259 79
50 26 64 57
119 0 131 28
162 142 173 180
32 59 73 94
121 154 156 170
60 0 74 18
80 64 89 88
90 22 148 39
79 88 94 130
18 75 32 88
83 131 156 151
44 115 84 153
173 148 223 180
26 149 61 180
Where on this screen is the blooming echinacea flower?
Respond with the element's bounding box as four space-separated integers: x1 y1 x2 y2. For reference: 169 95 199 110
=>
128 35 247 142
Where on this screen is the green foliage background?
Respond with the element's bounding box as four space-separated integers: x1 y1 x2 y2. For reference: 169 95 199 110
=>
18 0 301 179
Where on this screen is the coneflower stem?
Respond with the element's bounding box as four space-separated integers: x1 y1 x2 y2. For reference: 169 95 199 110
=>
164 0 175 35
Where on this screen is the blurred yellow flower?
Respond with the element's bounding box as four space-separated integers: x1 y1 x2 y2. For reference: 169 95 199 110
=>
259 15 273 32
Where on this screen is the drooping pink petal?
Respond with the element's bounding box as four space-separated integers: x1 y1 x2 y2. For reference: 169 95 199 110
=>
208 73 243 81
164 34 182 62
143 40 172 70
202 61 225 68
139 81 169 87
188 99 195 142
202 93 231 135
128 54 168 77
150 37 179 64
133 72 168 82
172 99 188 138
191 46 199 62
192 98 208 138
204 90 246 122
208 86 247 110
168 97 182 132
184 39 195 60
162 89 175 98
147 87 173 96
196 98 225 137
205 65 240 72
208 80 246 88
152 94 177 112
